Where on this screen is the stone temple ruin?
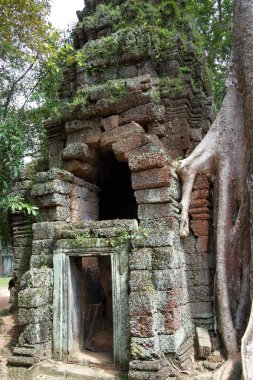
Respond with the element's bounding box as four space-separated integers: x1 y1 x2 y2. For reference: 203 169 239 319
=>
8 0 216 378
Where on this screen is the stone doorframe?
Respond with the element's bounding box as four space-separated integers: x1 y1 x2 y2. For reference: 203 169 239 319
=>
52 240 130 370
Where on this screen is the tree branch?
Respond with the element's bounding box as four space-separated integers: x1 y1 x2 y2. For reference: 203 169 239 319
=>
2 55 38 118
21 74 45 110
217 0 222 23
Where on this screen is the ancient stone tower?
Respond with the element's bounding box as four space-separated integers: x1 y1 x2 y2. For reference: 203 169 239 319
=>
9 0 215 378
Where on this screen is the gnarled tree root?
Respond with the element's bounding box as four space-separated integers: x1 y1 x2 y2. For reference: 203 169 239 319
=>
175 63 250 380
213 356 242 380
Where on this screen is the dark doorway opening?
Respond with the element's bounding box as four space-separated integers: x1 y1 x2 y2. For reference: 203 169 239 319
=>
97 152 138 220
82 255 113 354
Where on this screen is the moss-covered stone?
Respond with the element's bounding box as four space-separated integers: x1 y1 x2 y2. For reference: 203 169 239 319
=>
19 304 51 325
31 180 71 197
20 268 53 289
18 287 52 308
35 168 74 183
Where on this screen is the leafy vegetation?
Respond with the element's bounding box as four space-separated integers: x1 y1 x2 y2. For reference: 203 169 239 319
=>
73 230 92 246
63 79 128 117
76 0 181 71
71 227 148 249
81 0 181 32
185 0 233 107
158 77 185 98
77 0 232 107
0 0 76 243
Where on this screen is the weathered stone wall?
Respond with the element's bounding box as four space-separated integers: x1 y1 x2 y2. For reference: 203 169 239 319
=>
31 168 100 223
9 177 34 280
128 219 193 379
9 0 216 377
9 222 57 365
9 267 53 366
184 175 214 331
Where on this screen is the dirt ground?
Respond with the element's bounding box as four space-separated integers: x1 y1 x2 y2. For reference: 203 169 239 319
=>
0 289 26 380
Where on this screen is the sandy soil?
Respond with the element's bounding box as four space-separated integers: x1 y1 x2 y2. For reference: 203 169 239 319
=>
0 289 10 310
0 289 25 380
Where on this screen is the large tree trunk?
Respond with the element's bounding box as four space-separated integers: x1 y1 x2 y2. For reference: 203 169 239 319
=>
176 1 253 379
234 2 253 376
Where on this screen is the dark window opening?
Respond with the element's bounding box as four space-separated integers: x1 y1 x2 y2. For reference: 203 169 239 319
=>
97 152 138 220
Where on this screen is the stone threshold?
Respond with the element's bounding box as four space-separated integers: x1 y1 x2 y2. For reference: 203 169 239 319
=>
25 359 126 380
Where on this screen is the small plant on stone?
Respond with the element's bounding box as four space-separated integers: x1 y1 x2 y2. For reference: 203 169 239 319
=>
73 230 91 246
158 77 184 98
131 227 148 248
119 229 132 245
49 304 56 312
67 87 91 111
105 79 128 104
150 89 160 103
81 3 121 33
180 66 191 74
105 238 116 247
119 227 148 248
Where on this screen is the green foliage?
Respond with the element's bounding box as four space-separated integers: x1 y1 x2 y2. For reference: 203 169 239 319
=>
116 0 181 30
0 0 76 178
7 195 39 216
81 0 181 33
105 238 116 247
69 88 90 109
149 27 178 62
0 193 38 247
184 0 233 107
119 227 148 247
0 0 73 244
76 34 119 70
180 66 191 74
131 228 148 248
0 116 39 244
119 229 132 244
0 1 63 119
0 116 25 193
105 79 128 104
75 0 182 72
76 25 178 74
158 77 184 98
203 62 213 94
150 89 160 103
73 230 92 246
82 3 121 32
0 0 51 56
0 1 55 180
65 79 128 115
212 70 226 109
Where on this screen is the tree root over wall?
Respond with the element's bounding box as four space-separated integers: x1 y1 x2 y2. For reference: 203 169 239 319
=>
175 1 253 378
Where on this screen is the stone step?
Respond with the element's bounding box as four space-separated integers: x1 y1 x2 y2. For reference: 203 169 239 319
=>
25 360 126 380
9 355 35 366
13 346 37 356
